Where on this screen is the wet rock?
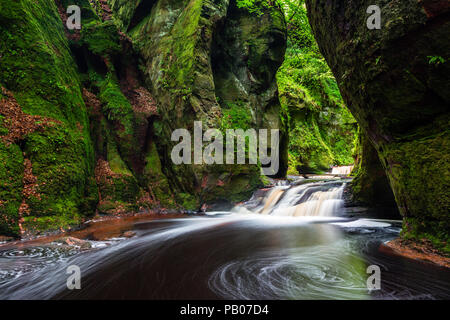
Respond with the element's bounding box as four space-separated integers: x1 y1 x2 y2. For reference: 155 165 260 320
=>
121 231 136 238
350 131 397 208
381 238 450 268
0 236 14 242
54 237 92 250
306 0 450 244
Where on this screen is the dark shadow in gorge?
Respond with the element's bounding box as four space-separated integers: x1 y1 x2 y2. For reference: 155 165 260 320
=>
128 0 158 31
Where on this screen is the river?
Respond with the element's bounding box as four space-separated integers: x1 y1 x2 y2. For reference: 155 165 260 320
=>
0 179 449 299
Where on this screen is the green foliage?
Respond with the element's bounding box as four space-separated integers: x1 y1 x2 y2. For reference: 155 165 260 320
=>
276 0 357 173
99 73 133 123
381 127 450 246
427 55 446 66
23 211 82 233
236 0 274 16
177 193 198 211
288 116 333 173
80 20 121 56
402 218 450 254
220 100 253 131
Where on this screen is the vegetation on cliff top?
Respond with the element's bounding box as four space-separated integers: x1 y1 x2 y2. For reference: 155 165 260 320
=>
236 0 357 174
275 0 357 174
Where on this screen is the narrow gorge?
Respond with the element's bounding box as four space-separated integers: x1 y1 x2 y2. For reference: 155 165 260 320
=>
0 0 448 301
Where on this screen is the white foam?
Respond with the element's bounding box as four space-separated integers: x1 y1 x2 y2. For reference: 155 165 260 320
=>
331 219 391 228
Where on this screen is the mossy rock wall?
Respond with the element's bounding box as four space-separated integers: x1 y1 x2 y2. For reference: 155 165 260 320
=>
305 0 450 244
111 0 288 206
351 129 397 208
64 0 175 213
0 0 98 236
0 0 288 236
0 0 169 236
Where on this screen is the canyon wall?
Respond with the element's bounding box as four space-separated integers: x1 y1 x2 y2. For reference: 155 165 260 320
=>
306 0 450 245
0 0 288 236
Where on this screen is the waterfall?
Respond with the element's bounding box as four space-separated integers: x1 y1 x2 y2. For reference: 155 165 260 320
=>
331 166 354 175
237 181 346 217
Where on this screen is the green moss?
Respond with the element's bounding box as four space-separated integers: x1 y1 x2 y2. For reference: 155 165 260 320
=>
24 125 96 217
166 0 203 88
92 0 286 211
144 141 164 179
143 141 176 208
401 218 450 255
108 0 140 31
382 127 450 243
80 20 121 56
78 176 99 215
222 171 263 203
177 193 198 211
0 115 8 136
95 124 140 205
95 72 143 176
276 4 357 174
220 100 253 131
131 0 203 91
97 200 139 215
99 73 133 131
350 129 397 207
23 211 82 233
0 142 24 237
0 0 89 125
201 165 263 204
107 139 132 176
0 0 97 236
100 175 140 203
100 173 140 204
305 0 450 243
236 0 273 16
59 0 99 25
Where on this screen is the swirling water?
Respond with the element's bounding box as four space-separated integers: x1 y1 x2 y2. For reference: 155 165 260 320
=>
0 180 449 300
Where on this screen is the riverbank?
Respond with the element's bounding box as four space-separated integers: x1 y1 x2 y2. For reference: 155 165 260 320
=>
2 213 449 299
1 177 448 272
0 211 187 251
381 238 450 269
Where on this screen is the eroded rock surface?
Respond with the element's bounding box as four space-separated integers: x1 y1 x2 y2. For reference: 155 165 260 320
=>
0 0 287 236
306 0 450 246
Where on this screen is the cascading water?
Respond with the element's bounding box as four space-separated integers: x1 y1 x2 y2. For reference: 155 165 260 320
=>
1 179 449 300
331 166 354 175
235 181 346 217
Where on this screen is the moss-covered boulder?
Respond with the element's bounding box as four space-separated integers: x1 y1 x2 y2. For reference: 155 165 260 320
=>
306 0 450 246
